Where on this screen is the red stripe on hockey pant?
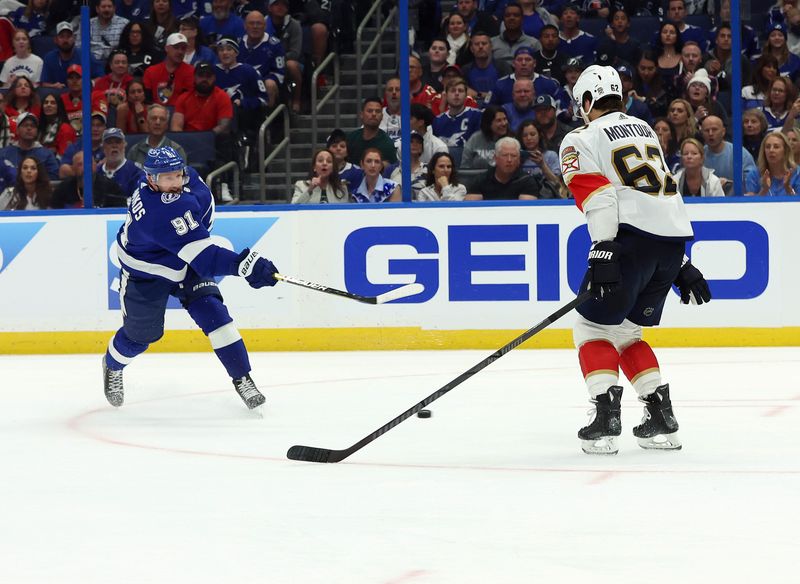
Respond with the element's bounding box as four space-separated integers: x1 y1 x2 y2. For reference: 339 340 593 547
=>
567 174 612 211
619 340 660 383
578 340 620 379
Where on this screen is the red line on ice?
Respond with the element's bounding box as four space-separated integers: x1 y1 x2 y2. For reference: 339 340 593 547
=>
381 570 431 584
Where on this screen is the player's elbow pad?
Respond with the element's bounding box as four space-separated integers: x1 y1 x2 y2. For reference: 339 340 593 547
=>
585 201 619 243
582 186 617 212
188 244 242 278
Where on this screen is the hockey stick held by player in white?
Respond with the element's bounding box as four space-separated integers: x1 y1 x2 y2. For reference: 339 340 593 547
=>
273 274 424 305
287 290 594 463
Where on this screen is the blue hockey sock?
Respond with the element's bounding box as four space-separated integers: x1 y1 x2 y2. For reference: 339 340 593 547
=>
105 329 149 370
213 340 251 379
186 296 251 379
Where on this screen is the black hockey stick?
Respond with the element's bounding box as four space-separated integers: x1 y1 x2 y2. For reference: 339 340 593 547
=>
274 274 423 305
287 290 594 463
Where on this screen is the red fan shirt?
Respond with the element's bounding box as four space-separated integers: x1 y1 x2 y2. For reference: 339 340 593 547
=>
142 62 195 106
173 87 233 132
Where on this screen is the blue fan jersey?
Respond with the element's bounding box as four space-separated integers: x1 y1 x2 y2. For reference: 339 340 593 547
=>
465 61 504 104
339 162 364 195
521 11 547 38
432 107 482 147
239 33 286 85
172 0 209 19
558 31 598 65
100 159 145 199
10 7 46 36
200 13 245 46
116 167 239 283
490 73 570 110
0 158 16 192
114 0 151 20
214 62 269 110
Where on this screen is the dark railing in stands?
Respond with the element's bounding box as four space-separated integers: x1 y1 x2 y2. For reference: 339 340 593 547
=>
356 1 399 108
206 160 240 203
258 104 291 202
310 51 341 151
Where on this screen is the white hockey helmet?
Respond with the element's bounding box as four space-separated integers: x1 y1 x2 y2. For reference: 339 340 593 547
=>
572 65 623 124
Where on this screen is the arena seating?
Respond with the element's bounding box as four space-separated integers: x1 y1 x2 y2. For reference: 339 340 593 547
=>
125 131 216 173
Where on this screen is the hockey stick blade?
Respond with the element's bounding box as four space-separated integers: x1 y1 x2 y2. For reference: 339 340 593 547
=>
287 291 593 463
274 274 420 305
375 282 425 304
287 445 340 463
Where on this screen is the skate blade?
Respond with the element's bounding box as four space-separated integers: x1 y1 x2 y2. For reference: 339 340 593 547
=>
250 403 266 419
105 394 124 408
243 393 266 410
581 436 619 455
637 432 682 450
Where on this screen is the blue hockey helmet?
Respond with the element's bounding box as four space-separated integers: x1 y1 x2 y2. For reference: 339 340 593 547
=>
143 146 186 177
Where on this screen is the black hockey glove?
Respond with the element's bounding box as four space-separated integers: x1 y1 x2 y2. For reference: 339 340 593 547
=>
236 248 279 289
587 240 622 299
674 261 711 305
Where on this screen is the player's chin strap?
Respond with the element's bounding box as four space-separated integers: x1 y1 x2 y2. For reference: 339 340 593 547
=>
578 96 594 125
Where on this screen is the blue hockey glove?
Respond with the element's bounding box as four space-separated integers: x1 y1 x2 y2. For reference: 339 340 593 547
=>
236 249 279 289
587 240 622 299
674 261 711 305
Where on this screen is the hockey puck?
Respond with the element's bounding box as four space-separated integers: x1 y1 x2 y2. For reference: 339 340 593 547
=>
417 409 432 418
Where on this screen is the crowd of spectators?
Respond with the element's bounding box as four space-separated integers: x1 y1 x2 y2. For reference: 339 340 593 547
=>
2 0 800 210
0 0 355 209
294 0 800 203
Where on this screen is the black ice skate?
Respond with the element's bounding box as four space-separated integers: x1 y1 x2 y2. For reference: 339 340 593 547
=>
633 384 682 450
578 386 623 455
102 356 124 407
233 374 265 410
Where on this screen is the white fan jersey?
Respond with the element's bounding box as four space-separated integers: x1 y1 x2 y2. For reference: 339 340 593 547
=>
559 111 693 242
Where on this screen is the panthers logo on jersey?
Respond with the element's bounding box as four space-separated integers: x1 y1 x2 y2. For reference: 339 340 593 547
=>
561 146 581 174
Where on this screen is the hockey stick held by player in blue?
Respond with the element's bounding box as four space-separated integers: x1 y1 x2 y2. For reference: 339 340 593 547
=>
287 290 594 463
273 274 424 305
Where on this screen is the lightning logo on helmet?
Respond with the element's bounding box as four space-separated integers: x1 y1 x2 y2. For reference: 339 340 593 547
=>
144 146 185 177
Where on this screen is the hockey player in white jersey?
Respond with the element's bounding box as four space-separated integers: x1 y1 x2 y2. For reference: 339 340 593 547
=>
103 147 279 411
559 65 712 455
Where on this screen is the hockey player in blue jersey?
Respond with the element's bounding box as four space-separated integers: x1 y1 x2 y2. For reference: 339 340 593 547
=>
102 147 279 410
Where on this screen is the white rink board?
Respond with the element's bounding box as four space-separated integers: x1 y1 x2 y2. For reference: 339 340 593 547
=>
0 201 796 334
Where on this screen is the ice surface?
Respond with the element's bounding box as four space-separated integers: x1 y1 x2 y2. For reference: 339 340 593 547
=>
0 347 797 583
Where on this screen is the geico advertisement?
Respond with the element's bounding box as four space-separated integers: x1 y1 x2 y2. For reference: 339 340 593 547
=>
0 202 796 332
340 220 768 303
